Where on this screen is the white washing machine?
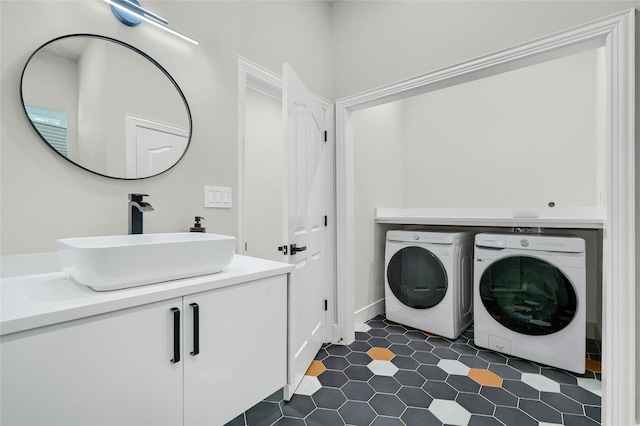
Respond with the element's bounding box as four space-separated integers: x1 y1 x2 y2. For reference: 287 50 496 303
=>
473 233 586 373
384 230 474 339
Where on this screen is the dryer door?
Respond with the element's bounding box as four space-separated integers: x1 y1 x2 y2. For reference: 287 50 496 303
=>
387 246 448 309
479 255 578 336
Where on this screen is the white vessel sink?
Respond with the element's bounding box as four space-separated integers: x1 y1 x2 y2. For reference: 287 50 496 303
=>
58 233 236 291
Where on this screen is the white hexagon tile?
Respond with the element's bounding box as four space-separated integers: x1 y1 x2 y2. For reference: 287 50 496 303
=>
228 315 602 426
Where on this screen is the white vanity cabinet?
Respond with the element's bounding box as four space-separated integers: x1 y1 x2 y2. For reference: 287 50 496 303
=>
183 275 287 425
1 297 185 426
0 270 288 426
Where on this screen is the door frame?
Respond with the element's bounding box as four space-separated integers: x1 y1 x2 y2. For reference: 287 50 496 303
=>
335 9 635 426
237 56 337 342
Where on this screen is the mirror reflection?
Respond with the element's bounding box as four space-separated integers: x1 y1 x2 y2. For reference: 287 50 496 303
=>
21 34 191 179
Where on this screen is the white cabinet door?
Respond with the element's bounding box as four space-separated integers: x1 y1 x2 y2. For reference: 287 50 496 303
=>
183 275 287 426
0 298 184 426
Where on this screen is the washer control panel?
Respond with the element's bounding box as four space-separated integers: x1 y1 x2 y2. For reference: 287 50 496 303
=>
387 230 469 245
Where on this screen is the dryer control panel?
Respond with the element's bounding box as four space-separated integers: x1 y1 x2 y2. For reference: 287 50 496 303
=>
475 233 584 253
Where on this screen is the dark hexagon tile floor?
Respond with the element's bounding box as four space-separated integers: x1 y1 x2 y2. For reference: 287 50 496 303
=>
227 314 602 426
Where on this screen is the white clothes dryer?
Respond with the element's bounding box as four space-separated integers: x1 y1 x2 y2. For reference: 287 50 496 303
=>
384 230 474 339
473 233 586 373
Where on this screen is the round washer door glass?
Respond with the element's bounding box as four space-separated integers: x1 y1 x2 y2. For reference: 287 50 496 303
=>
387 246 448 309
479 255 578 336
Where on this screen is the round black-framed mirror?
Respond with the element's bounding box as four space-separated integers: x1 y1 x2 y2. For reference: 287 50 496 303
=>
20 34 192 180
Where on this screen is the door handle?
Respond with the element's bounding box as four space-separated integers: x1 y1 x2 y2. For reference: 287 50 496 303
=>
190 303 200 356
170 307 181 364
290 244 307 254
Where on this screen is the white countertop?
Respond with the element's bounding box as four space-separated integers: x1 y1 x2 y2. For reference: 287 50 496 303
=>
374 207 604 229
1 255 293 336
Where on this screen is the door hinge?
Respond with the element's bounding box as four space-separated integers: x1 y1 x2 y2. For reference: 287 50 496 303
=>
324 215 328 227
245 242 248 251
278 245 288 255
324 130 327 142
324 299 328 311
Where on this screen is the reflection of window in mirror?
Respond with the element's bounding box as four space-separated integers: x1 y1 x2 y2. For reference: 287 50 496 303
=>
25 105 68 157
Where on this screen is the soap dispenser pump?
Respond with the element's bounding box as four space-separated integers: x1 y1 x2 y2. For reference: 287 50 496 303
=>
190 216 205 233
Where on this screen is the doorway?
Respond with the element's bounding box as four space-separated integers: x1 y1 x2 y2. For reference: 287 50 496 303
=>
244 87 283 262
335 10 635 426
237 57 337 397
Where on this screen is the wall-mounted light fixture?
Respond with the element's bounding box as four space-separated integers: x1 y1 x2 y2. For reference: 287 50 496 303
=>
103 0 199 45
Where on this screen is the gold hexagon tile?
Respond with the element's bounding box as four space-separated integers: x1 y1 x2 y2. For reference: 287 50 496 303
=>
305 360 326 377
468 368 503 387
585 358 602 373
367 347 395 361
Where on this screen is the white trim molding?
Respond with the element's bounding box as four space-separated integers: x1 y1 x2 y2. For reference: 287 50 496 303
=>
335 9 635 426
354 298 385 327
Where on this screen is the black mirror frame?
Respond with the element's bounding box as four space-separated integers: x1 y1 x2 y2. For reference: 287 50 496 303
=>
20 33 193 180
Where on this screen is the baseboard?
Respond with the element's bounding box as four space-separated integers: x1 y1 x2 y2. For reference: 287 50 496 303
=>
354 298 385 328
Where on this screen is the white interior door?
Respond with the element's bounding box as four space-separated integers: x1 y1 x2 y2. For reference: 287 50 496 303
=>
283 63 327 400
125 114 188 178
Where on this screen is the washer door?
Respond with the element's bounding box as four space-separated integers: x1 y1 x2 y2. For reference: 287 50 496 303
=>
479 255 578 336
387 246 448 309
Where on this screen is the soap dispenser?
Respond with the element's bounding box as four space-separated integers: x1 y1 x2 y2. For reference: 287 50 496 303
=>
190 216 206 233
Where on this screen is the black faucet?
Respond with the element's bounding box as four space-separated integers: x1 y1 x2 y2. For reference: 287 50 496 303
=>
128 194 154 234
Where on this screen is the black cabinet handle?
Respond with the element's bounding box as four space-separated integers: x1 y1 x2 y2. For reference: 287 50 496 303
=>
190 303 200 356
170 307 180 363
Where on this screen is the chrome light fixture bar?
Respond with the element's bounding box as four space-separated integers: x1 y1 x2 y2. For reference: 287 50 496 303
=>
107 0 168 25
103 0 199 45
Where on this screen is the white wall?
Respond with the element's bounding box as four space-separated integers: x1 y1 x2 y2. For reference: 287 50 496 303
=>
2 0 634 339
350 48 604 317
402 48 602 209
0 0 332 255
352 102 405 313
331 1 637 99
334 0 635 315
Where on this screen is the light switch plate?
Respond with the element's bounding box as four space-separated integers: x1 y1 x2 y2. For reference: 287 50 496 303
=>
204 186 232 208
